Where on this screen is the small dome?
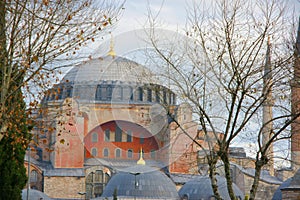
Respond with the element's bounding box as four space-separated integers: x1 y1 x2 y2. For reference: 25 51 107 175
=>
178 176 244 200
22 189 51 200
99 165 180 200
272 178 292 200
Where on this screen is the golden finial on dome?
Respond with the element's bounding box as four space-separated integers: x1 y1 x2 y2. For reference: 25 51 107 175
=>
137 148 145 165
108 32 116 58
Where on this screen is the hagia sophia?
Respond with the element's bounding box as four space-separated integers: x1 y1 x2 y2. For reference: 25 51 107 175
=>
23 22 300 200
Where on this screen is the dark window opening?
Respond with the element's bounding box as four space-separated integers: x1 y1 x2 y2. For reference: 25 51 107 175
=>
163 90 167 104
103 148 109 157
114 86 122 100
66 87 73 98
115 126 122 142
92 132 98 143
92 148 98 157
147 88 152 102
107 85 112 100
123 86 132 101
95 85 102 100
127 130 132 142
115 149 121 158
140 133 144 144
101 86 107 100
150 150 155 159
128 149 133 158
138 87 143 101
156 90 160 103
105 129 110 142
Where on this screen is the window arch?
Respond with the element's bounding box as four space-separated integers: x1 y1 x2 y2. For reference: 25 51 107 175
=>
91 148 98 157
140 133 144 144
105 129 110 142
147 88 152 102
115 126 122 142
86 170 111 199
103 148 109 157
127 149 133 158
92 132 98 143
127 130 132 142
150 150 156 159
30 170 38 183
114 86 122 100
115 148 121 158
138 87 143 101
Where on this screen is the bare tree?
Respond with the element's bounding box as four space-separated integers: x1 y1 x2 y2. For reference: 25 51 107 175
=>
0 0 124 142
146 0 298 199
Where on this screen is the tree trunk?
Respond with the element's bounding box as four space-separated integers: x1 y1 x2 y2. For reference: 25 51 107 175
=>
249 156 265 200
0 0 8 141
220 151 236 200
209 155 222 200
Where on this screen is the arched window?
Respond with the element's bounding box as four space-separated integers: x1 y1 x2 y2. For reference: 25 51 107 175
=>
95 85 102 100
30 170 38 183
123 86 132 100
115 149 121 158
103 148 109 157
113 86 122 100
147 88 152 102
57 87 63 99
138 87 143 101
107 85 112 100
150 150 156 159
155 90 160 103
91 148 98 157
163 90 167 104
127 130 132 142
140 133 144 144
86 170 111 199
115 126 122 142
92 132 98 143
65 86 73 98
127 149 133 158
105 129 110 142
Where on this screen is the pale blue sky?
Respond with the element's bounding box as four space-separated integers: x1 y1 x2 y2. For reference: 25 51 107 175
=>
115 0 300 34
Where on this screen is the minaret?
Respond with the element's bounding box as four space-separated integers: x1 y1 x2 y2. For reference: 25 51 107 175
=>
291 17 300 170
262 36 274 175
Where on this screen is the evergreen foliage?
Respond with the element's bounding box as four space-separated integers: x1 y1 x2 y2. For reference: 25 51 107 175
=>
0 87 31 199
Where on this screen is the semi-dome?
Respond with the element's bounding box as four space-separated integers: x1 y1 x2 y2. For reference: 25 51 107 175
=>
178 175 244 200
44 56 176 105
99 164 180 200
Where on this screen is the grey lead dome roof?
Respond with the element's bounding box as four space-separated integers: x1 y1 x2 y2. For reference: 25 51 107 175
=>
99 165 180 200
178 175 244 200
62 56 159 85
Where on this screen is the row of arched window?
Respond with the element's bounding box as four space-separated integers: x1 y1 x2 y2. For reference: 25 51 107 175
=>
45 83 176 105
90 148 156 159
95 84 176 105
92 130 144 144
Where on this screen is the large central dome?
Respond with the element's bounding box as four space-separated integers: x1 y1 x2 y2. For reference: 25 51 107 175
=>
62 56 159 85
44 55 176 105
